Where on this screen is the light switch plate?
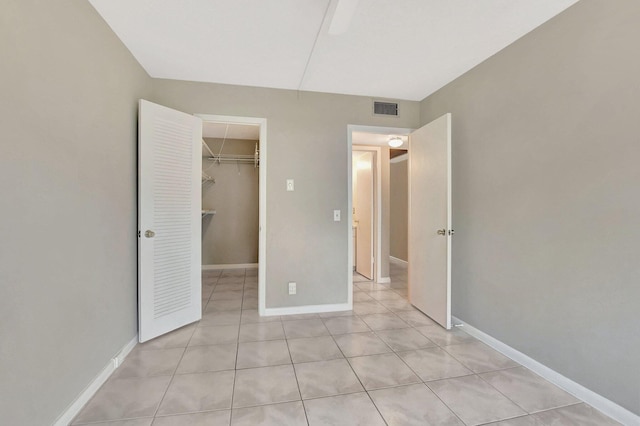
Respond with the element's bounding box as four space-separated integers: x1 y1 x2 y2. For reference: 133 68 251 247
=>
333 210 341 221
288 282 296 295
286 179 294 191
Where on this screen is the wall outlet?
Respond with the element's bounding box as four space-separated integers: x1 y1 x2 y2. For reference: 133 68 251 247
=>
288 282 296 295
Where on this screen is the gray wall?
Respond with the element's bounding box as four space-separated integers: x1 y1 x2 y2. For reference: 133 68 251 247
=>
202 138 259 265
153 80 420 308
390 158 408 261
420 0 640 414
0 0 151 424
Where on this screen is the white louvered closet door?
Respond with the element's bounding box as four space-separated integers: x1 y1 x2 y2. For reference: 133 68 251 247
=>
138 99 202 343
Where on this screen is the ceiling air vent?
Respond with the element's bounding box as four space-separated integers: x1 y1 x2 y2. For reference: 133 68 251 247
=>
373 101 399 116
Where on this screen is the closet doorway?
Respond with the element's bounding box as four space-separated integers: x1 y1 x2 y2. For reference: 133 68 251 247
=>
197 114 267 316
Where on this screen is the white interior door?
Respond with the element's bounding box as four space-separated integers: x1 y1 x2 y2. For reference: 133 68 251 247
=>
408 113 452 329
355 151 374 279
138 99 203 342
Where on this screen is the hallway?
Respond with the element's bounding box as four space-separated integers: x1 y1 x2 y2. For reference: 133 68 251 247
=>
72 263 618 425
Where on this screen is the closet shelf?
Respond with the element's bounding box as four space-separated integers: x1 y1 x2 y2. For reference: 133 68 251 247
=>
202 209 217 217
203 139 260 168
207 154 259 166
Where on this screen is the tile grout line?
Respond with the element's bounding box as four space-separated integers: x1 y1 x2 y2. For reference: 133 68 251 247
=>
228 268 248 423
385 267 573 425
106 265 600 425
151 270 220 422
364 280 447 423
149 324 195 420
360 304 468 426
327 328 390 425
283 332 310 425
351 273 468 426
352 274 420 425
473 366 584 422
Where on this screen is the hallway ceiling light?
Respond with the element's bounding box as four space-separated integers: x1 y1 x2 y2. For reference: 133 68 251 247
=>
388 137 403 148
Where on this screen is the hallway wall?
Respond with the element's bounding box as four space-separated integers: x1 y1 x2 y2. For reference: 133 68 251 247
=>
390 158 408 261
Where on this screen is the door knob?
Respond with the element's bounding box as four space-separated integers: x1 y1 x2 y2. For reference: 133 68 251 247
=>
437 229 446 236
144 230 155 238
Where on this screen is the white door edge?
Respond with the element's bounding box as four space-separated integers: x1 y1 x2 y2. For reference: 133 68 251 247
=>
408 113 452 329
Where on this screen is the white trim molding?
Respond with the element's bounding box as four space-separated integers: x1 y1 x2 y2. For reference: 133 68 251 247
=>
452 317 640 426
377 277 391 284
53 335 138 426
202 263 258 270
265 303 351 317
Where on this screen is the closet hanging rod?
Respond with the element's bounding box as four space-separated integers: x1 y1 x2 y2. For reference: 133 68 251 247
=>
207 154 259 167
208 154 256 160
207 158 258 163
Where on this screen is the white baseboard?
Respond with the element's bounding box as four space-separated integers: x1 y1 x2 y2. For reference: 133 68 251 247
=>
377 277 391 284
53 335 138 426
264 303 351 317
389 256 408 265
452 317 639 426
202 263 258 270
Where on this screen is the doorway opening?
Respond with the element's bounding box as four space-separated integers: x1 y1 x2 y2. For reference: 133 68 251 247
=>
352 150 375 282
197 114 267 316
347 125 413 304
348 115 452 329
389 148 409 269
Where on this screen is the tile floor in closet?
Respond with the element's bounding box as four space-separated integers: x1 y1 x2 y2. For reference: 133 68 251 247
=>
72 262 619 425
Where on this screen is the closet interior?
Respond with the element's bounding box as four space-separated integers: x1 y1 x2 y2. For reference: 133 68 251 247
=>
201 122 260 267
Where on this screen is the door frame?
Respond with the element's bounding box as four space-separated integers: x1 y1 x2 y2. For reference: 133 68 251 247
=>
196 114 267 316
347 125 413 298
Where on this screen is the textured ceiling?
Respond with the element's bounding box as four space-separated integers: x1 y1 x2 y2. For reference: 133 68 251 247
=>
89 0 578 101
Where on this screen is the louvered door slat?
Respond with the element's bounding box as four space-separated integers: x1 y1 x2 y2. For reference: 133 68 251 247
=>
138 99 202 342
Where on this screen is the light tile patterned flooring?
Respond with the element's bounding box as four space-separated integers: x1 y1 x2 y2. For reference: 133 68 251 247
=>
72 264 620 425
